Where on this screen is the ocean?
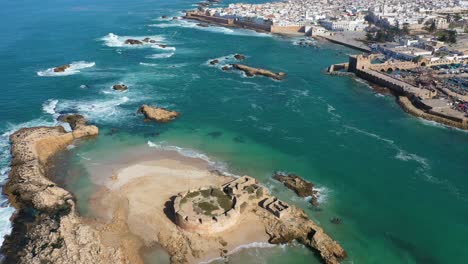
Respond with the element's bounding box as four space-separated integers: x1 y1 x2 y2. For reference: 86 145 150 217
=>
0 0 467 263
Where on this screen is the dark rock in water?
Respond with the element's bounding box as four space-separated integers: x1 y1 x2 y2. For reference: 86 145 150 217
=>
197 23 209 27
142 37 154 43
330 217 342 225
53 64 70 72
158 44 167 48
124 39 143 45
231 64 286 80
207 131 222 138
234 54 246 60
57 114 87 130
172 17 179 20
209 59 219 65
221 65 231 71
233 136 245 143
161 15 168 19
112 84 128 91
273 171 319 206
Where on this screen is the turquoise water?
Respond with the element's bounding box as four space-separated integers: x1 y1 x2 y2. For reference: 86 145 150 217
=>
1 0 467 263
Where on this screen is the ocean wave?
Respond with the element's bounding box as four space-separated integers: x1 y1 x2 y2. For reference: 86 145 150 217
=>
139 62 158 67
37 61 95 77
417 118 468 133
145 52 174 59
327 104 341 119
100 33 167 49
52 96 133 124
146 141 238 177
148 19 271 37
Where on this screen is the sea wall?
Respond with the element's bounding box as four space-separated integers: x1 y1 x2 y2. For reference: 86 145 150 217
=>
270 25 303 34
184 12 233 25
398 96 468 129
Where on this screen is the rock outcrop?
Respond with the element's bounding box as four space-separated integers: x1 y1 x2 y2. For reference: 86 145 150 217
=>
1 116 130 264
231 64 286 80
53 65 70 73
258 205 347 264
273 171 319 206
113 84 128 91
124 39 143 45
142 37 157 44
138 105 180 123
234 54 245 60
209 59 219 65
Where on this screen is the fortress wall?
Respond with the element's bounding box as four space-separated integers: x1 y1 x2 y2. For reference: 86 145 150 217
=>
270 25 304 34
174 188 242 235
185 12 233 25
234 20 271 31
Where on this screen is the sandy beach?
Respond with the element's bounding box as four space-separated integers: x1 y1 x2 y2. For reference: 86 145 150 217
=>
85 148 270 263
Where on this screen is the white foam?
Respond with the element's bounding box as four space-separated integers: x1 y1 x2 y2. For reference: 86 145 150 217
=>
146 52 174 59
100 33 167 49
146 141 236 177
37 61 95 77
149 19 271 37
139 62 158 67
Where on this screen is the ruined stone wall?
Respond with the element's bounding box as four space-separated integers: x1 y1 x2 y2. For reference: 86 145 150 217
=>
174 189 241 235
234 20 271 31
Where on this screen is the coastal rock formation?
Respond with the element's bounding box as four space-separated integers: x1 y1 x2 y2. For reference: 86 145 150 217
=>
53 64 70 73
124 39 143 45
234 54 245 60
273 171 319 206
158 44 167 48
231 64 286 80
1 116 130 264
113 84 128 91
209 59 219 65
142 37 156 44
221 65 231 71
138 104 180 123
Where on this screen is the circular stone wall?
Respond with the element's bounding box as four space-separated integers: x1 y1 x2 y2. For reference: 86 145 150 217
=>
173 187 240 235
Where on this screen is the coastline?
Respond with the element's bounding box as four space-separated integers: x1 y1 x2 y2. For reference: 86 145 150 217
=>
1 120 346 264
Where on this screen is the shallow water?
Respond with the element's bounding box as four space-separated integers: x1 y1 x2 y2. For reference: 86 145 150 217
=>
1 0 467 263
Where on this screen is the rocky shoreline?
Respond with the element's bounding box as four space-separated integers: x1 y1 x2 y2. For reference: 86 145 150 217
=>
0 115 132 264
230 64 286 80
1 118 346 264
273 171 320 206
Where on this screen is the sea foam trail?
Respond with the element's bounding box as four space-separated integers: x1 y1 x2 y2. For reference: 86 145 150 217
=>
146 52 174 59
100 33 173 50
37 61 95 77
146 141 237 177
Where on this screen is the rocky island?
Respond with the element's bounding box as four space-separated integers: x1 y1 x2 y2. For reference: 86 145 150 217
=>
138 104 180 123
113 84 128 91
53 64 70 73
273 171 320 206
231 64 286 80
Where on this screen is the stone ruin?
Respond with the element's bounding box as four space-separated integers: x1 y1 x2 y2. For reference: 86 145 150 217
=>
173 176 268 235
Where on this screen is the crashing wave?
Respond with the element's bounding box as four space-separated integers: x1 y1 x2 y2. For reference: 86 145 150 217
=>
37 61 95 77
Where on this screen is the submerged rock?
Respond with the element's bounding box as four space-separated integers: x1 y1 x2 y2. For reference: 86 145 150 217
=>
209 59 219 65
207 131 222 138
231 64 286 80
138 104 180 123
113 84 128 91
221 65 231 71
53 64 70 72
273 171 319 206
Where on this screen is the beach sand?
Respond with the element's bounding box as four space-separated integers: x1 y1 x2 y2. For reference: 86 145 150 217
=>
84 148 270 263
